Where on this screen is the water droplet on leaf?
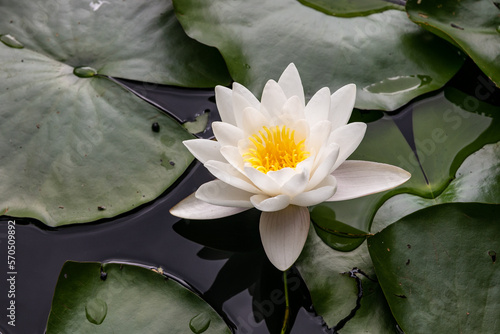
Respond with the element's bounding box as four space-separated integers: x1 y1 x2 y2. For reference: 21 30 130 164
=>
85 298 107 325
189 313 211 333
363 75 432 95
0 34 24 49
73 66 97 78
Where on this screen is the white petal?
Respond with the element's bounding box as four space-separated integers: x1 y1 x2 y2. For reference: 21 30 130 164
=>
306 143 339 191
215 86 236 126
284 118 309 143
327 160 411 201
212 121 244 147
232 92 253 128
277 63 305 107
205 161 261 193
196 180 254 207
220 145 245 172
233 82 261 111
251 194 290 212
170 192 249 220
267 168 297 187
330 122 367 171
282 95 305 120
183 139 224 164
280 168 310 198
241 106 268 136
330 84 356 130
307 120 332 154
259 205 310 271
244 167 281 196
260 80 288 118
291 175 337 206
304 87 331 126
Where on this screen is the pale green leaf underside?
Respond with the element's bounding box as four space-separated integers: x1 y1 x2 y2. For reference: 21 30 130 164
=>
46 262 231 333
0 45 194 226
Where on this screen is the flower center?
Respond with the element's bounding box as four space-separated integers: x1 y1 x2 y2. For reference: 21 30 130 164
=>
243 125 309 173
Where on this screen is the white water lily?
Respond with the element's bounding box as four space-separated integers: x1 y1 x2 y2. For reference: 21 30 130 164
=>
170 63 410 271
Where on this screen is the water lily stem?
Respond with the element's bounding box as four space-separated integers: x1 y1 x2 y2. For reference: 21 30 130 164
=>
281 270 290 334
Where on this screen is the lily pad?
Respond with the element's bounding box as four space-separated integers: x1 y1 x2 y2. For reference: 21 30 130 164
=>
46 262 231 333
312 88 500 241
296 228 400 332
297 0 404 17
173 0 465 110
0 0 230 86
372 142 500 231
407 0 500 88
0 45 194 226
368 203 500 333
0 0 238 226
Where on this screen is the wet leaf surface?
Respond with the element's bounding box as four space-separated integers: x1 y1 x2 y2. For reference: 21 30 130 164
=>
173 0 464 111
313 88 500 239
407 0 500 88
0 0 234 226
369 203 500 333
46 262 231 333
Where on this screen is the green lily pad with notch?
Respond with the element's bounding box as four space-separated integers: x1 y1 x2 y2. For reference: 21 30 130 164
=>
296 228 400 333
46 262 231 333
368 203 500 333
173 0 465 111
297 0 404 17
0 0 230 86
406 0 500 88
0 45 194 226
372 142 500 232
312 87 500 244
0 0 234 226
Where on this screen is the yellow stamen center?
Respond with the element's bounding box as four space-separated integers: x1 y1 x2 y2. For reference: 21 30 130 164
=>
243 125 309 173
